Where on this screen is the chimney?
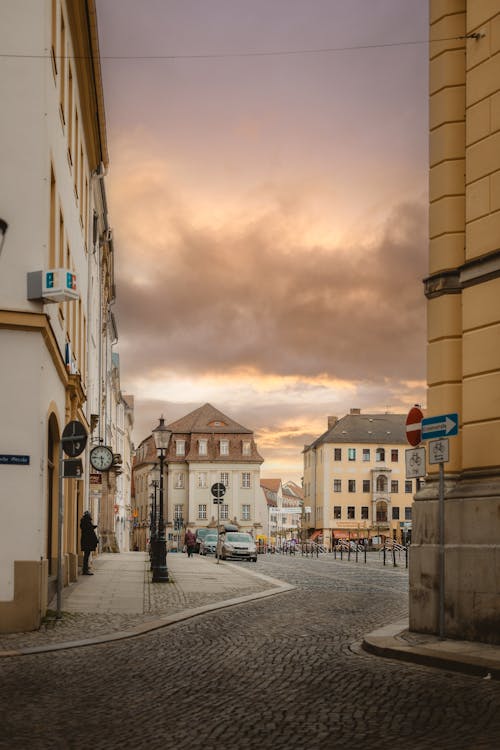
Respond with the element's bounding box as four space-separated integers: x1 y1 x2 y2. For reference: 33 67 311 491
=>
350 408 361 415
327 416 338 429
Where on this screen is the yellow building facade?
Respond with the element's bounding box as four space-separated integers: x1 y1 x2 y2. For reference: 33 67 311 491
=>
304 411 414 547
410 1 500 643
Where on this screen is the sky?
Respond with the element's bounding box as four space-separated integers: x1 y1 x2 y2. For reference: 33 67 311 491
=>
95 0 429 482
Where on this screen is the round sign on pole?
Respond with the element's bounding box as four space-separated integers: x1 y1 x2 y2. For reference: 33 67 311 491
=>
62 420 88 457
211 482 226 499
406 406 423 447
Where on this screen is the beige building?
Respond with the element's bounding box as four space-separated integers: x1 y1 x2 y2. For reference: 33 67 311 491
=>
304 410 415 548
132 404 265 550
410 1 500 645
0 1 129 633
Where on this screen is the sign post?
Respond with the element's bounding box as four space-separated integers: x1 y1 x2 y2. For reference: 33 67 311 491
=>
211 483 226 565
428 438 450 639
57 421 88 619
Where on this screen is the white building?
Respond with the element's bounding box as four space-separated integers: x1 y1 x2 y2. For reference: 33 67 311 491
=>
132 404 265 549
0 1 130 632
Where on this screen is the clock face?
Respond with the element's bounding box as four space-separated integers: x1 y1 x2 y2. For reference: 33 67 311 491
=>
90 445 114 471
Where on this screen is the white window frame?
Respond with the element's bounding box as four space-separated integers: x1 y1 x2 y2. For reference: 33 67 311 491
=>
241 472 251 488
176 439 185 456
242 504 251 520
242 441 251 456
220 472 230 487
220 504 229 520
220 439 229 456
198 504 207 519
198 439 208 456
198 472 208 489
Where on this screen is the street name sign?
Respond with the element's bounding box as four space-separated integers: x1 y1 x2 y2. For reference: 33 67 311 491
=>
0 454 30 465
421 413 458 441
405 447 426 478
428 438 449 465
405 406 423 446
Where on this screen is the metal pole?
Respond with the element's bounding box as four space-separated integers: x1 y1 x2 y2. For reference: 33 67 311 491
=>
216 500 220 564
439 460 445 638
152 450 168 582
56 442 64 619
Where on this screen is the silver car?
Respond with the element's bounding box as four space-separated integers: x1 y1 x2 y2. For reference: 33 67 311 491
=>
199 533 218 555
218 531 257 562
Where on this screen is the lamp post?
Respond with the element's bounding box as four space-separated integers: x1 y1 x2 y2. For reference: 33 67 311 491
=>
152 416 172 583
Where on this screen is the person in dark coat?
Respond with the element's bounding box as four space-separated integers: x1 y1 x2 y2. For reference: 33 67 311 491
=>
80 511 98 575
184 528 196 558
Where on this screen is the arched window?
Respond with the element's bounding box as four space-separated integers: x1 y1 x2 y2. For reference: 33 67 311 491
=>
376 475 388 492
376 447 385 462
376 501 388 522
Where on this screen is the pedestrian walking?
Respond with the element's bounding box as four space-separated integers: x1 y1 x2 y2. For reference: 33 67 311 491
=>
185 528 196 558
80 510 98 575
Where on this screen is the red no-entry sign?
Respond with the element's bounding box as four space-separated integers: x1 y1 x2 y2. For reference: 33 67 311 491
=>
406 406 423 446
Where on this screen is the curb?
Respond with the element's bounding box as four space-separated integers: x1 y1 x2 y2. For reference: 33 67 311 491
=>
0 579 295 658
362 621 500 680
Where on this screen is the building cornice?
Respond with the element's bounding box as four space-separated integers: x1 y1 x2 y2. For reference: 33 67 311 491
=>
424 248 500 299
0 310 69 385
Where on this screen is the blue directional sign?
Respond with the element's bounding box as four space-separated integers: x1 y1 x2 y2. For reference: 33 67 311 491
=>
421 413 459 440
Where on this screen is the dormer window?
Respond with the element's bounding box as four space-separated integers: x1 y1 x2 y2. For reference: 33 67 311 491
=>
198 439 208 456
176 439 185 456
220 439 229 456
242 440 251 456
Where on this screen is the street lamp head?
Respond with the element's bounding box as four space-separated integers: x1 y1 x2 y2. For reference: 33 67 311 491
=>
152 415 172 455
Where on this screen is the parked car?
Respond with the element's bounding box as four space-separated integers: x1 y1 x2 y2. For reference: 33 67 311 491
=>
199 533 218 556
217 531 257 562
195 528 213 553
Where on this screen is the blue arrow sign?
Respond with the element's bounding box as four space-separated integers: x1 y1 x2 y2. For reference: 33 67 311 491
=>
421 413 459 440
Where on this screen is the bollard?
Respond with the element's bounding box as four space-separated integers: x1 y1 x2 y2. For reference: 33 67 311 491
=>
364 546 367 564
405 546 408 569
383 547 386 566
355 546 358 563
393 548 397 567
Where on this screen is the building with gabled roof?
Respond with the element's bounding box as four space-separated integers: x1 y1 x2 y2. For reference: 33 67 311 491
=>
303 409 415 548
132 404 265 550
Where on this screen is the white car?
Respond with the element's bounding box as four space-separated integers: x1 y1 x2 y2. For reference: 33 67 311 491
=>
217 531 257 562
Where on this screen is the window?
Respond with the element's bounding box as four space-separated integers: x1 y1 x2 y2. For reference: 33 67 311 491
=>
198 504 207 519
198 439 208 455
348 448 356 461
220 472 230 487
176 440 185 456
376 447 385 462
220 504 229 520
198 472 208 489
392 506 400 520
174 504 183 520
405 507 412 521
242 504 251 520
334 448 342 461
348 479 356 493
174 472 184 489
242 472 251 488
242 441 251 456
362 480 371 493
333 506 341 519
333 479 342 492
405 480 413 493
391 449 399 462
361 506 369 520
376 475 388 492
220 439 229 455
362 448 370 461
391 480 399 493
347 506 355 519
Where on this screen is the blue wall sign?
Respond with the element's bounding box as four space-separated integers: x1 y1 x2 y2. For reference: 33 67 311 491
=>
0 454 30 465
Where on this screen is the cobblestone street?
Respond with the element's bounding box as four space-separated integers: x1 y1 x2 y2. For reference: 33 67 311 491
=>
1 554 499 749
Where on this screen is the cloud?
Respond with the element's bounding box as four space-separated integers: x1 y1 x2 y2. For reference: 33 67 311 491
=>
111 164 427 386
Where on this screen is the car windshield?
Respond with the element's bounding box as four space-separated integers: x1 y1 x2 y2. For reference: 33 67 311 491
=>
226 533 253 543
204 535 218 543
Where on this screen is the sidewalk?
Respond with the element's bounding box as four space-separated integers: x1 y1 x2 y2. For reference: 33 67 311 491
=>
0 552 293 657
362 620 500 680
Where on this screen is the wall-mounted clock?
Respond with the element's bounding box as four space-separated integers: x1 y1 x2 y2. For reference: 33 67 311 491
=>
89 445 114 472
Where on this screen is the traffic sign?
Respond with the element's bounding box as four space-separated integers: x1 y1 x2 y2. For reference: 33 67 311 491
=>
405 406 423 446
428 438 449 465
405 447 426 478
211 482 226 498
62 458 84 478
61 420 87 457
213 497 223 504
421 413 458 441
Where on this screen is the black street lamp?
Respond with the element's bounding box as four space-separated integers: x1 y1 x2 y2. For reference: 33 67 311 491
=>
152 416 172 583
149 477 159 570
